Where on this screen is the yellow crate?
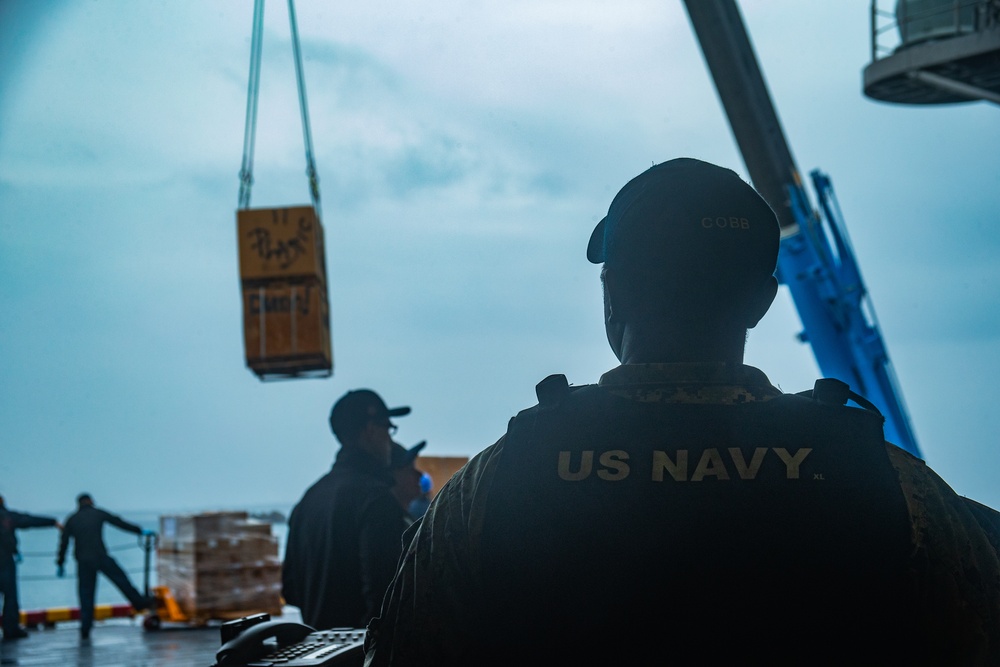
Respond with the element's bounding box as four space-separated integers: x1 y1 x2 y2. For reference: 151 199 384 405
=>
241 278 333 377
236 205 327 281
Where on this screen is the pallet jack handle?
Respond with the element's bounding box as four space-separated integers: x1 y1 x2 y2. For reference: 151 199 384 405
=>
141 531 158 598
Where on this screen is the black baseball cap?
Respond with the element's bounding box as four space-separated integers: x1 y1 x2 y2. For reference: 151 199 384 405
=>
390 440 427 469
329 389 411 443
587 158 779 284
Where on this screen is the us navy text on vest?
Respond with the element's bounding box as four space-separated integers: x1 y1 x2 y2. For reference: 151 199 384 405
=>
556 447 813 482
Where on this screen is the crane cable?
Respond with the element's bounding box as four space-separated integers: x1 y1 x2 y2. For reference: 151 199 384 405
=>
288 0 322 219
237 0 264 210
237 0 322 219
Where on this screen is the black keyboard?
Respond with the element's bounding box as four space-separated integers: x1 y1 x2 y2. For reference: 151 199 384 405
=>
245 628 366 667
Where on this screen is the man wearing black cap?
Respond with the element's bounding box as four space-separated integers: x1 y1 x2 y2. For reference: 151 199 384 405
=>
282 389 413 630
364 158 1000 665
56 493 154 640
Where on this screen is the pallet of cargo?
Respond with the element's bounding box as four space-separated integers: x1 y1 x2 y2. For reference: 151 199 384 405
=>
145 511 283 630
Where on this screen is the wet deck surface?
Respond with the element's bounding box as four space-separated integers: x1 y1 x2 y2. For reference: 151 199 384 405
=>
0 608 308 667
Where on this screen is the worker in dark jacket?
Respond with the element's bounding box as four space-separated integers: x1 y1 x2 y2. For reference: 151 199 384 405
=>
282 389 413 630
56 493 154 640
0 495 60 641
364 158 1000 666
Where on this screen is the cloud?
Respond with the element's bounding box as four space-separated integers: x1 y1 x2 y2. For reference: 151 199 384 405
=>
1 0 999 515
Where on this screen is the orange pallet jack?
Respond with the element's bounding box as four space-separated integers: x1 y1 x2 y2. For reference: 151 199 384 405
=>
140 530 231 630
142 585 187 630
140 531 185 630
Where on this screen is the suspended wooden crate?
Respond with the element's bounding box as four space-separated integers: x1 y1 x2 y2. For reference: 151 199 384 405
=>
237 205 327 282
234 1 332 381
237 205 333 380
240 277 332 379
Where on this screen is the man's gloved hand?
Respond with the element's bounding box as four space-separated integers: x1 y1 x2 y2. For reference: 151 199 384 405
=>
56 564 65 578
13 552 23 564
141 529 157 537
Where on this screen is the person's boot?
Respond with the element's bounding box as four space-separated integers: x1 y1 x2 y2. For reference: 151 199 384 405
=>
4 627 29 640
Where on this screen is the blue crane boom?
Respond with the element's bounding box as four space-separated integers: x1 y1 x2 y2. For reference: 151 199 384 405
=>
681 0 921 457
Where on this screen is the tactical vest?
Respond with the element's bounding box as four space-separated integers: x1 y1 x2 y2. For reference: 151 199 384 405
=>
475 375 920 664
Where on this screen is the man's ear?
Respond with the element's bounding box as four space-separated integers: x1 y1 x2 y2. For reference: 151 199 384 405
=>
602 267 626 324
602 267 626 361
601 268 612 320
359 421 377 443
745 275 778 329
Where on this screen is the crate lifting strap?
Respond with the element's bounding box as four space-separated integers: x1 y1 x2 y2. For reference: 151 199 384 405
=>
237 0 322 218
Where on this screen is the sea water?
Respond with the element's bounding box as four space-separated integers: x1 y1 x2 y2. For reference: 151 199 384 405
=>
11 507 291 612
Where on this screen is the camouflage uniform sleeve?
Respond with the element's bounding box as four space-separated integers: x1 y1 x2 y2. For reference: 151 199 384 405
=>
886 445 1000 663
364 434 507 667
962 496 1000 555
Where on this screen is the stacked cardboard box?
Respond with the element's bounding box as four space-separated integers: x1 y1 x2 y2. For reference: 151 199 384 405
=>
157 511 282 620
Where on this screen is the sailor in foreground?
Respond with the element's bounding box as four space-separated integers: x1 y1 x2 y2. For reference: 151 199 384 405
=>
364 158 1000 666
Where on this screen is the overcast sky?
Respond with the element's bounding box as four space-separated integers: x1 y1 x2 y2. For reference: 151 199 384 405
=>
2 0 998 516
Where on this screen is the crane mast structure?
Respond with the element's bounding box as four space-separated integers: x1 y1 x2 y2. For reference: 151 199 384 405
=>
681 0 921 457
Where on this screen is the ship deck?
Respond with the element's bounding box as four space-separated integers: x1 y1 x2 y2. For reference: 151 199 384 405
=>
0 607 307 667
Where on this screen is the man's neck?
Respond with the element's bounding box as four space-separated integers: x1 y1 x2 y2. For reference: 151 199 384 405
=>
617 324 746 365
